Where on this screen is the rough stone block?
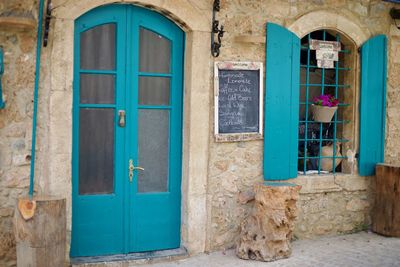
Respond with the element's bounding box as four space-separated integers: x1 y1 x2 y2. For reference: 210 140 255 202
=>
237 190 255 204
346 198 369 212
293 175 342 194
12 153 31 166
347 2 368 17
391 42 400 64
334 175 370 191
390 25 400 37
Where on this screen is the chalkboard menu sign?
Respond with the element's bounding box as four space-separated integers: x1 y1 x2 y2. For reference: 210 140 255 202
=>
214 62 263 142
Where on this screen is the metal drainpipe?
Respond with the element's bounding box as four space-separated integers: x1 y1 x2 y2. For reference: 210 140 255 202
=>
29 0 45 198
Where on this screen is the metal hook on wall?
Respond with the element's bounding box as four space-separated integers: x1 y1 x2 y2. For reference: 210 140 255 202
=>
211 0 225 57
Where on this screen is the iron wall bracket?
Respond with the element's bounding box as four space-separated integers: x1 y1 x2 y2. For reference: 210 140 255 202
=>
43 0 52 47
211 0 225 57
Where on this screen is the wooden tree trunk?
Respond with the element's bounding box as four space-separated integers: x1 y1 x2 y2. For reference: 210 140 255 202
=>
372 164 400 237
14 196 66 267
236 182 301 262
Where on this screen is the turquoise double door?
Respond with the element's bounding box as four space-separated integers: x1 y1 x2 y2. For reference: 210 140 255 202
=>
71 4 184 257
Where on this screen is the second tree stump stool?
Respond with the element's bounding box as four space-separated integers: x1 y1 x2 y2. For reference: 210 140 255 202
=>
373 164 400 237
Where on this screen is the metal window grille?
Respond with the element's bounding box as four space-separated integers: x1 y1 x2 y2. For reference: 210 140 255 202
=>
298 30 350 175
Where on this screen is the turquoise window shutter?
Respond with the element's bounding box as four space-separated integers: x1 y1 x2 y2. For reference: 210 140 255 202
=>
359 35 387 176
264 23 300 180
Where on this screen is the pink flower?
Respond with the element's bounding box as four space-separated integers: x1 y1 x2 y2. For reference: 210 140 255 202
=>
313 94 339 107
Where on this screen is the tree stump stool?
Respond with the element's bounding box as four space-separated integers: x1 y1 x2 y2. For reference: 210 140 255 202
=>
14 196 66 267
372 164 400 237
236 182 301 262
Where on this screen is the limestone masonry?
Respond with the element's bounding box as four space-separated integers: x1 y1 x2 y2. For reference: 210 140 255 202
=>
0 1 399 266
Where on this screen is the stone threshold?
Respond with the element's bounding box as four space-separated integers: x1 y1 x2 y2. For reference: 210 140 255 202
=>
71 247 188 266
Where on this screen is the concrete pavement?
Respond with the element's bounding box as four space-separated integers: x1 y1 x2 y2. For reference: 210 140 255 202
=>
143 232 400 267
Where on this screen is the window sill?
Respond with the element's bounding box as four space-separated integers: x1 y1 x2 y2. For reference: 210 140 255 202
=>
281 173 371 194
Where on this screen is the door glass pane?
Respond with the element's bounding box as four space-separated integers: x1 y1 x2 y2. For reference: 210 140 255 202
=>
80 24 116 70
139 28 171 73
138 110 170 192
79 108 115 195
80 74 115 104
139 77 170 105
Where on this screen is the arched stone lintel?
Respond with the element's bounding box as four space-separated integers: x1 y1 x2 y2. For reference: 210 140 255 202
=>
53 0 210 32
287 10 371 47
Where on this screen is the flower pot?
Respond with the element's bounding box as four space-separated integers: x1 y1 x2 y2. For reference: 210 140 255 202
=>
311 104 337 123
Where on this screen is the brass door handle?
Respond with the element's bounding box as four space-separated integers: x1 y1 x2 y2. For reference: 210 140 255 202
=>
128 159 145 183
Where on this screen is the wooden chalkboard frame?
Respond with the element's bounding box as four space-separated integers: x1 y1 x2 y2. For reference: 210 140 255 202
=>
214 61 264 142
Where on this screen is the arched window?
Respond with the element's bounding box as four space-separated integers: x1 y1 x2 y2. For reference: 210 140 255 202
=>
263 23 387 180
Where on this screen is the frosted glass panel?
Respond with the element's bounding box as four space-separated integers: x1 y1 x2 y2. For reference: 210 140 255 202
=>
80 24 115 70
139 28 171 73
80 74 115 104
79 108 115 195
139 77 170 105
138 110 170 192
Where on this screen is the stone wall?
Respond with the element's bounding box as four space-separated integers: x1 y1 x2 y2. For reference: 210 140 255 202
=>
293 175 372 239
0 0 399 265
0 1 44 266
386 24 400 164
206 0 398 251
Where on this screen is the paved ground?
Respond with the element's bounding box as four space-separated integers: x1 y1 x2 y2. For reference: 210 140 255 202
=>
144 232 400 267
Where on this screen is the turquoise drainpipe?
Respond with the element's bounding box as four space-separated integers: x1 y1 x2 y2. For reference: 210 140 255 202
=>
29 0 45 198
0 47 5 109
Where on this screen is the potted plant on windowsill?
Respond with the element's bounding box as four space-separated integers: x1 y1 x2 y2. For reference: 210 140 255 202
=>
311 94 339 123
